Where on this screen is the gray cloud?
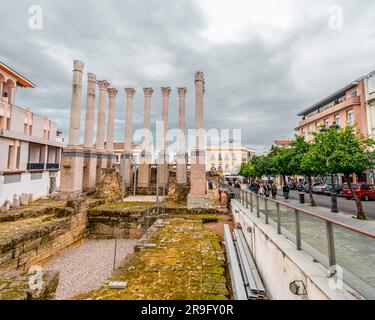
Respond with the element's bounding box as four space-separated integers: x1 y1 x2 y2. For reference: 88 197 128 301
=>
1 0 375 154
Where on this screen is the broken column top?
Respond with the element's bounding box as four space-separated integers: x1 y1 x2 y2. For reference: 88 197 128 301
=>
87 73 97 83
73 60 84 72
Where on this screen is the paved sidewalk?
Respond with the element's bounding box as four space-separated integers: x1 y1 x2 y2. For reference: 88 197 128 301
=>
274 195 375 236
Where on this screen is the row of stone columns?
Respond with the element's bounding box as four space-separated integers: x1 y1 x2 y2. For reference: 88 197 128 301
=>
61 60 205 204
61 61 118 193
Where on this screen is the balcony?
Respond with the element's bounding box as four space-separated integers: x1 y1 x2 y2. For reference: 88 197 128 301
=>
298 95 361 128
27 163 45 171
46 163 60 170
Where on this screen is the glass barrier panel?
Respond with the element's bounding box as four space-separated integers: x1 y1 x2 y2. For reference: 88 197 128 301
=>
299 213 329 268
333 225 375 300
279 205 297 243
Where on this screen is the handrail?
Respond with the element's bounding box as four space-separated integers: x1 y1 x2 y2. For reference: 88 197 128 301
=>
223 184 375 238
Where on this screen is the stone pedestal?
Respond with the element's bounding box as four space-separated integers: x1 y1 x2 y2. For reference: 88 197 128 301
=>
158 151 169 188
187 150 208 209
176 152 187 185
82 150 97 192
60 147 84 194
96 152 108 184
121 153 133 187
138 152 151 188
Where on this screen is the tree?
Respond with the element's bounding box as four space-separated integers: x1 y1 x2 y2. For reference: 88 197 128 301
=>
289 136 318 207
321 126 375 220
251 154 277 181
308 126 338 212
270 146 294 185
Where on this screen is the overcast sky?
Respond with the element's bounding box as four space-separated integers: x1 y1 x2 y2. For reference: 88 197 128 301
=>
1 0 375 153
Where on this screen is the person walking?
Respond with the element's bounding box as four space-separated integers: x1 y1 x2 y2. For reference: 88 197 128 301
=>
271 182 277 199
282 184 290 200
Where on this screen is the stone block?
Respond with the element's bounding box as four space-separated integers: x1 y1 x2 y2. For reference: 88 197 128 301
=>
0 200 10 212
20 193 29 206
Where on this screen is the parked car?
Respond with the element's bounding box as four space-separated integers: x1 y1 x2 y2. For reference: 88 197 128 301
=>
304 182 319 193
312 183 326 194
343 183 375 201
324 184 344 197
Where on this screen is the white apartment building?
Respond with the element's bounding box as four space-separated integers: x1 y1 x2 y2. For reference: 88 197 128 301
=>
206 141 256 175
0 61 64 207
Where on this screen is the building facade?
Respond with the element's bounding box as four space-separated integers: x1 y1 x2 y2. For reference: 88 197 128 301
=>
0 62 64 207
296 70 375 183
296 74 371 142
206 142 256 175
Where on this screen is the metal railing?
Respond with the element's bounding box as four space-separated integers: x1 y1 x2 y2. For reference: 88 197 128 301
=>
26 163 45 170
46 163 60 170
222 184 375 300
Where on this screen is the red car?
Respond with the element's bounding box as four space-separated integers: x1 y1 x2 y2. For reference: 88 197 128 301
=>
343 183 375 201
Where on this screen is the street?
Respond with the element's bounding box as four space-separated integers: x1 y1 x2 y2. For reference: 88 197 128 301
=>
286 190 375 220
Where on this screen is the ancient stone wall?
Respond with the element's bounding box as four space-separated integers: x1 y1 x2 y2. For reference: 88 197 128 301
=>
0 198 102 272
87 203 158 240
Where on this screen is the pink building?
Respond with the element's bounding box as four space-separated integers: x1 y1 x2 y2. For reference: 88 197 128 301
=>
296 70 375 183
297 75 369 141
0 62 64 207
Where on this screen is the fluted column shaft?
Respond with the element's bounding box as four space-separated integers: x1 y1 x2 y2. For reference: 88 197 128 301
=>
124 88 136 151
68 60 84 146
83 73 97 149
161 87 171 152
106 88 118 151
178 88 187 153
96 80 109 150
195 72 205 151
143 88 154 152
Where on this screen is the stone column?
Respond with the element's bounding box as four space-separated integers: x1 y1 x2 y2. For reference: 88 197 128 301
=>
106 87 118 168
68 60 84 146
138 88 154 188
95 80 110 183
82 73 98 191
60 60 85 194
106 88 118 151
188 71 209 209
83 73 97 149
96 80 109 150
123 88 136 187
159 87 171 187
176 88 187 185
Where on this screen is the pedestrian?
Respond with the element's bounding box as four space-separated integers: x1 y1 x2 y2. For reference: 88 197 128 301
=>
282 184 290 200
271 183 277 199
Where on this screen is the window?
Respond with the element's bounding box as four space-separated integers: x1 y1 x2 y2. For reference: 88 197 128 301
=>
347 110 354 126
324 119 329 127
308 125 312 134
315 122 320 131
334 115 340 126
352 90 358 97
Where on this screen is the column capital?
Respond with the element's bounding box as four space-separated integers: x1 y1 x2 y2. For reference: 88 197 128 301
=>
108 87 119 97
87 73 97 83
73 60 84 72
125 88 136 97
161 87 171 97
195 71 205 83
177 87 187 97
98 80 110 91
143 88 154 97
